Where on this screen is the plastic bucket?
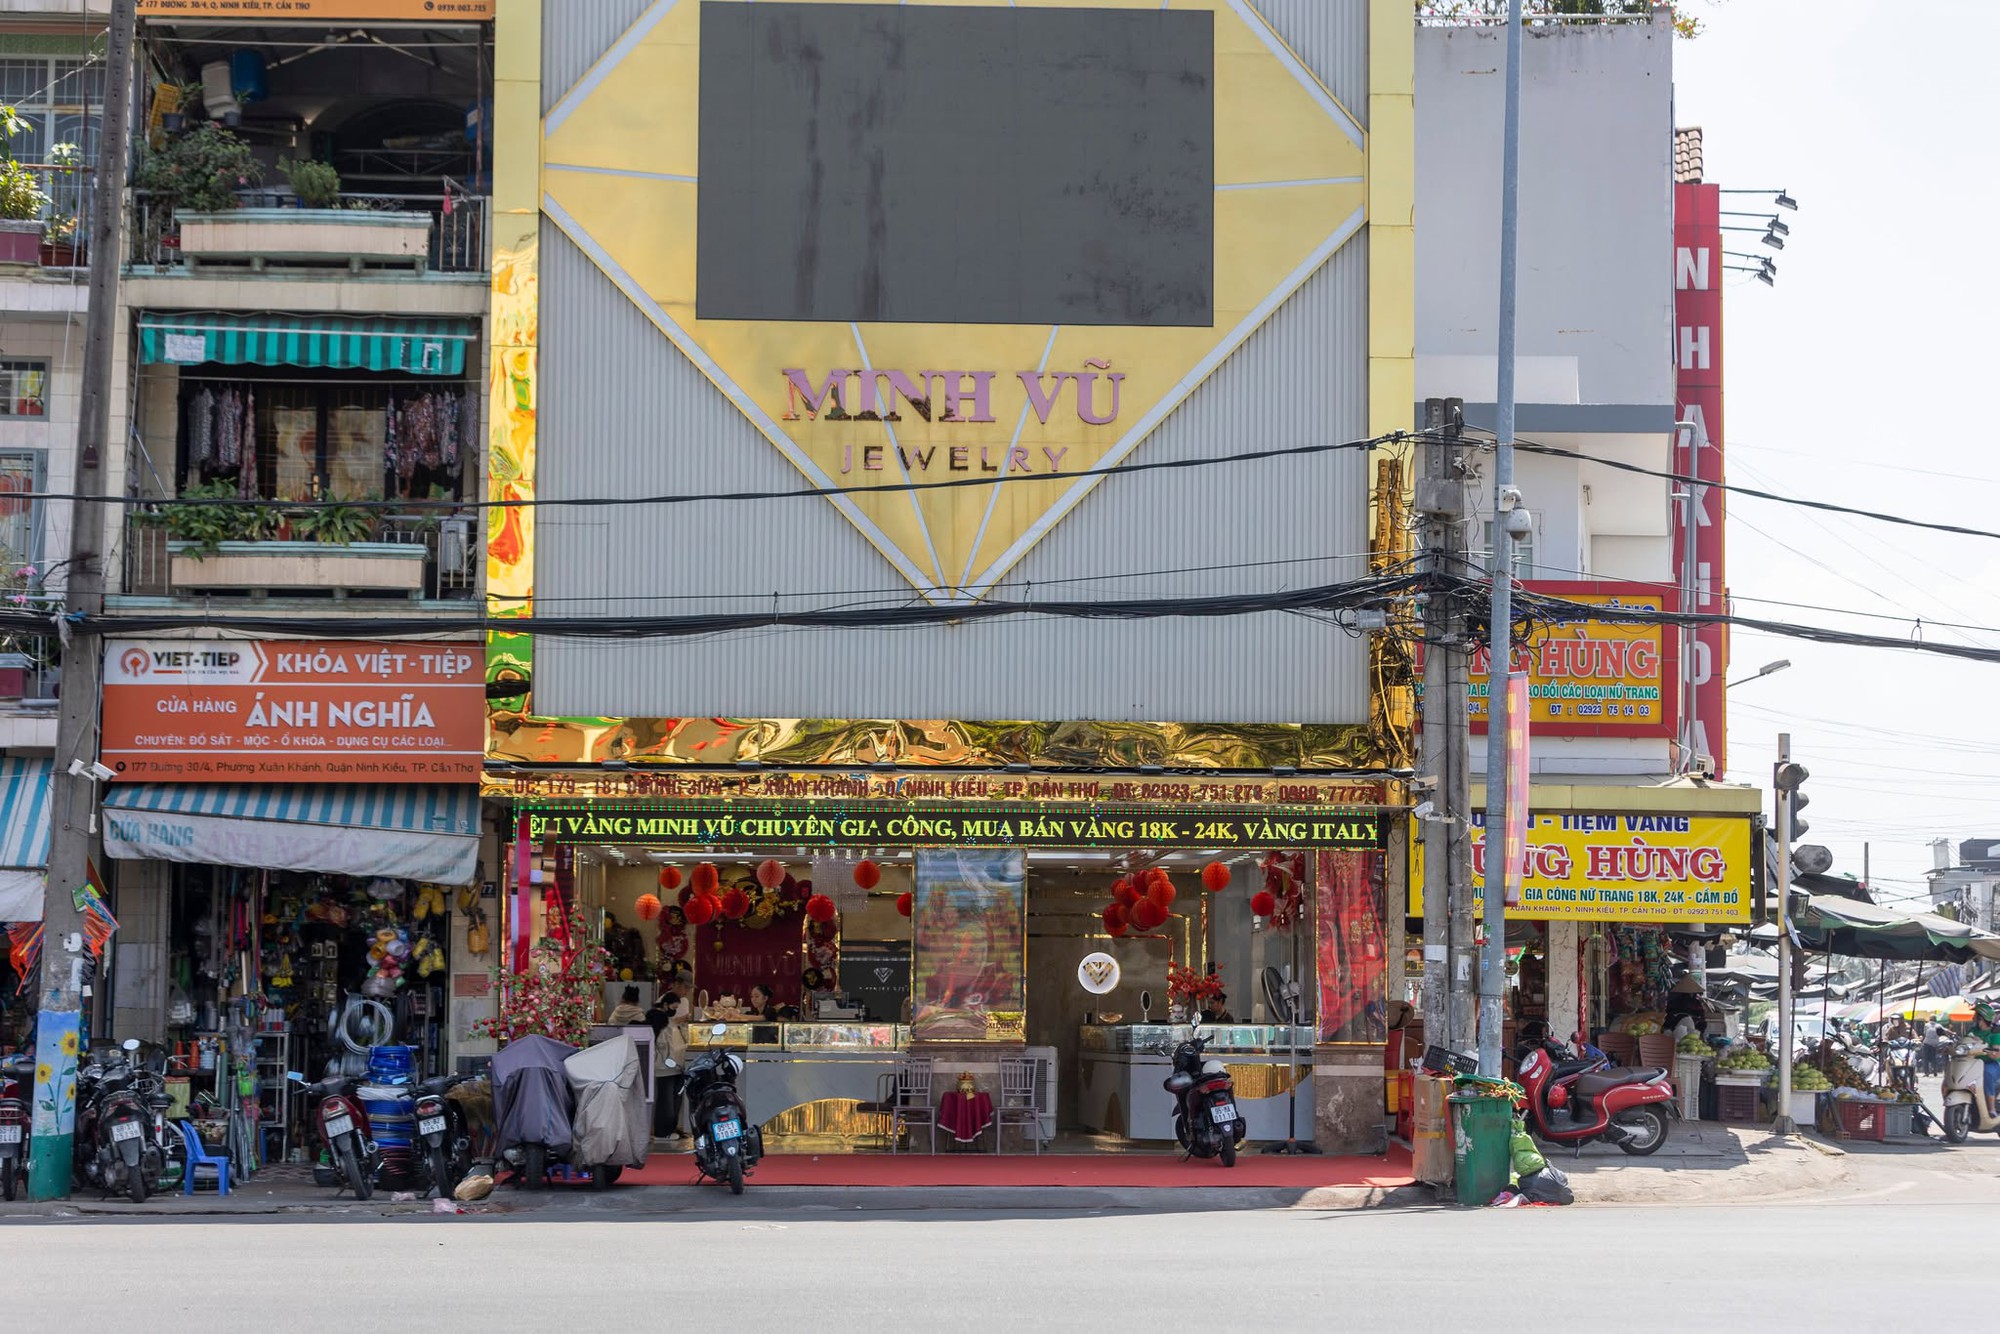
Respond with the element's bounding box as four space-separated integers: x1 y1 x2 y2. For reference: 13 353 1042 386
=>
359 1084 414 1148
367 1045 416 1085
1449 1093 1514 1206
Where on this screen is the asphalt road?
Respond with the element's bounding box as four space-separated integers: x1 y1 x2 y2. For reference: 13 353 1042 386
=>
8 1146 1996 1334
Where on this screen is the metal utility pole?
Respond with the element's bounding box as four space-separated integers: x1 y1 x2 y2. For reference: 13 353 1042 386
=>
1417 399 1474 1053
1773 734 1801 1136
1478 0 1527 1078
30 0 136 1202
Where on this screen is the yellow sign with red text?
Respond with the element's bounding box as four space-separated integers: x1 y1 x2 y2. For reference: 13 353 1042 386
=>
1410 813 1752 923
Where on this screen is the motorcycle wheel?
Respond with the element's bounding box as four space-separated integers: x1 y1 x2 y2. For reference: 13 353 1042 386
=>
127 1164 149 1204
592 1164 622 1190
1614 1106 1669 1156
1219 1140 1236 1168
523 1143 546 1190
338 1140 373 1201
428 1144 454 1199
1 1155 14 1202
1944 1103 1973 1145
726 1155 744 1196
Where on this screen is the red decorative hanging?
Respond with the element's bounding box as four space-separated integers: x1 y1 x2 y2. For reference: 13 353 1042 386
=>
634 893 662 921
1201 861 1232 892
691 862 719 895
1130 898 1168 931
1250 890 1278 917
1111 877 1139 907
658 866 683 891
1146 873 1177 909
852 859 883 891
683 893 718 926
1102 903 1127 933
895 891 913 918
721 887 752 920
755 858 786 889
805 893 838 923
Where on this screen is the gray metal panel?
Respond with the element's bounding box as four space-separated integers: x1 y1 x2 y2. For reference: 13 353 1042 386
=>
535 217 1371 725
1251 0 1370 127
543 0 655 116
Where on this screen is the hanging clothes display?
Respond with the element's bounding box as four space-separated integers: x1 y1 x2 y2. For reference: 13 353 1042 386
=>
187 388 215 471
184 382 470 501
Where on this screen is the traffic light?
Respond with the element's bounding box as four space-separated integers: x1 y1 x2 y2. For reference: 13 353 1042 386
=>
1774 760 1810 839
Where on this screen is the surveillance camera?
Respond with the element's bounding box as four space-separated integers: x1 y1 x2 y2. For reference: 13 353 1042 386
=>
69 758 116 783
89 761 116 783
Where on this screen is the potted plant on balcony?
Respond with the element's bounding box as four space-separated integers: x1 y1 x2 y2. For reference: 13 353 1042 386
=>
278 157 342 210
135 122 260 215
39 142 81 266
158 81 202 136
160 482 424 596
0 106 49 267
289 502 375 545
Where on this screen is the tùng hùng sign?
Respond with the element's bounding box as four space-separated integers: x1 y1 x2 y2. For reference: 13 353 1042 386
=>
522 802 1385 852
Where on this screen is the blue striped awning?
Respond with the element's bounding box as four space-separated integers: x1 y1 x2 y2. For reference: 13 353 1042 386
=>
103 783 479 885
0 756 51 870
137 312 476 376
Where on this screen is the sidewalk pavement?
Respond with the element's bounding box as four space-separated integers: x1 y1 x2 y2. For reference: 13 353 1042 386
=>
0 1122 1852 1220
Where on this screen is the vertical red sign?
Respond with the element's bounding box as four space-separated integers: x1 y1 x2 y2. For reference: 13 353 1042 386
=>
1673 182 1728 775
1504 671 1530 908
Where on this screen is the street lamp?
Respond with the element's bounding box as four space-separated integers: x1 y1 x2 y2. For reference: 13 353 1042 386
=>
1728 659 1791 689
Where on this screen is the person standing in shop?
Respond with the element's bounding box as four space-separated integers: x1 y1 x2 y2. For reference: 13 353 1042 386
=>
606 984 648 1027
649 979 692 1143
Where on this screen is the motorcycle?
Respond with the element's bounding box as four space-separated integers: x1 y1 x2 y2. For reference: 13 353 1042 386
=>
1163 1026 1244 1167
685 1023 762 1194
0 1054 32 1201
1940 1042 2000 1143
73 1039 169 1202
412 1074 473 1199
1884 1040 1919 1098
492 1034 578 1190
290 1072 382 1200
1516 1036 1677 1156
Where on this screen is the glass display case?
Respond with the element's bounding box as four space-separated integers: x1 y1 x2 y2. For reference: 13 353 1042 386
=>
1078 1023 1313 1055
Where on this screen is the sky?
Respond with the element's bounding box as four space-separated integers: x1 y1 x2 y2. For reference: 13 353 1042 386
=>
1673 1 2000 909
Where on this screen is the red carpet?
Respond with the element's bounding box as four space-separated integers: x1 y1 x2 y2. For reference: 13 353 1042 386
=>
616 1147 1413 1190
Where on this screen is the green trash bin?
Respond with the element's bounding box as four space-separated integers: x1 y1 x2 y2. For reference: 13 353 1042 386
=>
1449 1093 1514 1206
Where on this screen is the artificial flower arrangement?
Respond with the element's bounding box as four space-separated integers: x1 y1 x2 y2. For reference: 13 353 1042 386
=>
1166 962 1225 1010
479 902 613 1046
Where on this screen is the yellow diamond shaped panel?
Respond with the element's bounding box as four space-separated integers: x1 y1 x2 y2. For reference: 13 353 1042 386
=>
543 0 1367 599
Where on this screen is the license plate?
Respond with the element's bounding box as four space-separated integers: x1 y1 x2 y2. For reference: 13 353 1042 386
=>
713 1119 742 1141
110 1120 142 1142
418 1116 447 1136
1209 1103 1238 1125
324 1114 354 1139
0 1125 20 1144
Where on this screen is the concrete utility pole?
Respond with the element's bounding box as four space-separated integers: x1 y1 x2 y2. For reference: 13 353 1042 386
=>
1773 734 1805 1136
30 0 136 1202
1417 399 1475 1054
1478 0 1527 1078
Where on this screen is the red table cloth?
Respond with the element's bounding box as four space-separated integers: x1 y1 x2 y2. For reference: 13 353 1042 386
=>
937 1089 993 1148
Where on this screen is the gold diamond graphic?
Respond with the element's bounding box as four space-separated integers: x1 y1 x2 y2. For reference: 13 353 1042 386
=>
543 0 1367 600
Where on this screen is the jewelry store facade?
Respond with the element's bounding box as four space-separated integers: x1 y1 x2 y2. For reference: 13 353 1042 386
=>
465 0 1418 1153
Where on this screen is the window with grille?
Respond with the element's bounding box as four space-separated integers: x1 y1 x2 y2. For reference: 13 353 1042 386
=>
0 451 43 577
0 50 104 225
0 360 47 418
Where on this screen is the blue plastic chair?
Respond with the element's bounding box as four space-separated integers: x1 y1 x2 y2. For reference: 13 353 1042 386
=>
176 1119 230 1196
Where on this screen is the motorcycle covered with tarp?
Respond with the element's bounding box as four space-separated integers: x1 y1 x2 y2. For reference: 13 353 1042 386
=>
564 1034 649 1188
491 1034 577 1189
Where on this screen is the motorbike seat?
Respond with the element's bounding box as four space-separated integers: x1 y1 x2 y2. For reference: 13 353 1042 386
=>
1573 1066 1663 1098
418 1075 461 1095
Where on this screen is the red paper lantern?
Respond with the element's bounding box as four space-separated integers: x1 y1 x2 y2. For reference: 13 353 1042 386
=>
1146 874 1177 909
1250 890 1277 917
1130 898 1168 931
1106 918 1130 939
1111 877 1139 907
683 893 718 926
691 862 719 895
806 893 838 923
634 893 662 921
658 866 683 891
896 891 913 918
1102 903 1127 933
755 858 786 889
721 887 752 920
852 858 883 891
1201 861 1231 893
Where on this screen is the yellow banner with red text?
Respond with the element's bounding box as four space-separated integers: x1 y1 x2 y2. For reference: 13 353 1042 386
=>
1410 812 1752 923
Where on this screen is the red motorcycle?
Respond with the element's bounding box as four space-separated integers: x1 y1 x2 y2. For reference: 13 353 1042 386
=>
290 1072 381 1200
1516 1038 1676 1156
0 1054 31 1201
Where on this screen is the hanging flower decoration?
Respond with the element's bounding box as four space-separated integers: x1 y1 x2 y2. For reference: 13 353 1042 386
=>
805 893 838 923
1259 852 1306 930
1250 890 1277 918
1201 861 1232 893
852 858 882 891
479 902 613 1047
658 865 683 891
896 891 913 917
721 887 752 921
756 858 787 889
634 893 662 921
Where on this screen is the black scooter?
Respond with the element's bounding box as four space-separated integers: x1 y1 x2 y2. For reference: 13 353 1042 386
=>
74 1039 169 1202
0 1053 32 1200
1164 1026 1243 1167
685 1023 762 1195
413 1074 473 1198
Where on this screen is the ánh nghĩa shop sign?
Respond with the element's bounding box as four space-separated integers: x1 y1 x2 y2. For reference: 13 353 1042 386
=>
100 639 485 783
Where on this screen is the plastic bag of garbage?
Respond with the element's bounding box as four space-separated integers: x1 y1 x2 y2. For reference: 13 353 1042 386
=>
1517 1164 1574 1206
1509 1115 1547 1178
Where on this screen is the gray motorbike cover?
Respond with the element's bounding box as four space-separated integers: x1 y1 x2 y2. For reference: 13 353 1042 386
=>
491 1034 579 1152
564 1035 650 1169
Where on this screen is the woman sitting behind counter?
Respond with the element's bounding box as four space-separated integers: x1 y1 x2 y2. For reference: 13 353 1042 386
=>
747 982 802 1021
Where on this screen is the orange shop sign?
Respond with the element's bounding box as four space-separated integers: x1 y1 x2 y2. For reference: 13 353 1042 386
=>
1469 582 1676 739
139 1 493 18
101 639 485 784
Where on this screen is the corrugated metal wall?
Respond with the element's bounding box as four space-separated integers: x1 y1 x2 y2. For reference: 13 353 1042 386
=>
1256 0 1370 128
534 1 1374 726
543 0 653 115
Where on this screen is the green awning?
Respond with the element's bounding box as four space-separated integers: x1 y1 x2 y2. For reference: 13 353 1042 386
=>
137 312 476 376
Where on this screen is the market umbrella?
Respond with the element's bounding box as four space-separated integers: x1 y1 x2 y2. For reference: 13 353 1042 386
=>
1898 996 1975 1023
1788 893 2000 963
